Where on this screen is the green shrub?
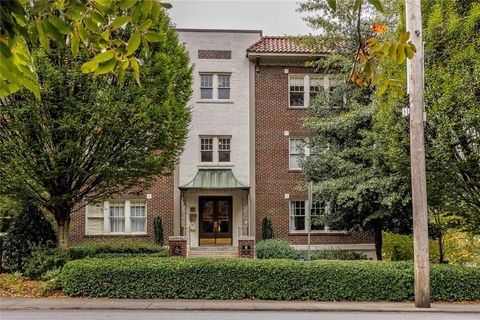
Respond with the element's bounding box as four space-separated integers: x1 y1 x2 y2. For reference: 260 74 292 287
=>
2 206 57 272
297 249 368 260
153 216 164 246
61 258 480 301
68 240 167 260
22 245 69 279
383 233 439 262
39 268 63 296
256 239 297 259
261 216 274 240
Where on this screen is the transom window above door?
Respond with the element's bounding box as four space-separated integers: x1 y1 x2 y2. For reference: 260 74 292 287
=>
200 136 232 163
199 73 231 100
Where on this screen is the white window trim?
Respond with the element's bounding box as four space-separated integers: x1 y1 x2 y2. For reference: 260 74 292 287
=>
288 200 346 234
198 73 233 102
289 138 302 171
288 74 330 109
85 200 147 235
199 135 232 165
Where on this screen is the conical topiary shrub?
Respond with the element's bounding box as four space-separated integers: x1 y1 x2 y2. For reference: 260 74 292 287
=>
261 215 274 240
153 216 164 246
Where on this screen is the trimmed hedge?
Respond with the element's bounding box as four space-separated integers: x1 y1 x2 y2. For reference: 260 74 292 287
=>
256 239 298 259
61 258 480 301
68 240 167 260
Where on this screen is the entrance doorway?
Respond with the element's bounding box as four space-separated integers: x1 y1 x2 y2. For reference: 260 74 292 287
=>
199 196 232 245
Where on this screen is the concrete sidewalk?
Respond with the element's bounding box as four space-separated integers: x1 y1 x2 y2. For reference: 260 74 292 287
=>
1 297 479 313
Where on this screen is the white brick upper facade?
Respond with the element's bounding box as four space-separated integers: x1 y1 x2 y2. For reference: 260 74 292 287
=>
177 30 261 187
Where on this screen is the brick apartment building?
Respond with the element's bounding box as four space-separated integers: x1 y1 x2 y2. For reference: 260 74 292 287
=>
69 29 375 258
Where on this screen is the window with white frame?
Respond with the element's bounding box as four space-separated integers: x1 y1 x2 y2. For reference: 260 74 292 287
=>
199 73 231 100
289 75 327 108
85 200 147 235
289 200 328 232
85 202 104 235
289 138 302 170
200 136 232 163
310 201 326 230
200 74 213 99
218 137 231 162
130 201 146 232
217 74 231 99
200 137 214 162
109 201 125 233
290 200 306 231
289 76 305 107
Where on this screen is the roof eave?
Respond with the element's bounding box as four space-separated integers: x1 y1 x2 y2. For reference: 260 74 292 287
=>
246 52 327 58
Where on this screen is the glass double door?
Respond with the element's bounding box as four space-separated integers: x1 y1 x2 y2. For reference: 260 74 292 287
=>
199 196 232 245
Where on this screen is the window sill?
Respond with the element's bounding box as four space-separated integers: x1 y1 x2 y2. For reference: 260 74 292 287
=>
287 106 308 110
84 233 148 237
288 169 302 173
288 231 348 236
197 100 234 104
197 163 234 168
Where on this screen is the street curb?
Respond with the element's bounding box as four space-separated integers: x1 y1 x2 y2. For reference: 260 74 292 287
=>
2 298 480 313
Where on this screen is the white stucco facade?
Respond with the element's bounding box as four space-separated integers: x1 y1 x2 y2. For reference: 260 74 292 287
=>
175 30 261 247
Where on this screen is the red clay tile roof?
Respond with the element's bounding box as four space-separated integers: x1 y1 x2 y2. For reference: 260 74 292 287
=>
247 36 314 54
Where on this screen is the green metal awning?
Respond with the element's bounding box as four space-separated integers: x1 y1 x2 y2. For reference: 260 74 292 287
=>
180 169 249 190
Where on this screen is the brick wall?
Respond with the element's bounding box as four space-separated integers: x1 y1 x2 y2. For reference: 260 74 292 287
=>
69 175 175 245
254 64 374 245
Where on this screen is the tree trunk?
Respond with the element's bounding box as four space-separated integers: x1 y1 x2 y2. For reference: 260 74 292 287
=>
56 216 71 249
374 223 383 261
438 230 444 263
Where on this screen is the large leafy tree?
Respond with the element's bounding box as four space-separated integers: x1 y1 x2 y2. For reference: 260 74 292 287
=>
373 0 480 235
0 12 192 248
299 0 412 260
0 0 171 99
423 0 480 233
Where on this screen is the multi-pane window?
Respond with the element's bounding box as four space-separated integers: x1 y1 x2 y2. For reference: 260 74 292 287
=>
310 201 326 230
200 137 213 162
290 201 306 231
109 202 125 233
289 76 305 107
218 138 231 162
85 202 104 235
290 200 339 232
130 201 146 233
200 136 232 163
86 200 147 235
289 138 302 170
309 77 323 101
200 74 213 99
289 75 334 108
217 75 231 99
289 200 328 232
199 73 232 100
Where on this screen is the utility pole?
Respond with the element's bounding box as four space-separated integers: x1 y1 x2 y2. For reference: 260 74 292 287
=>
406 0 430 308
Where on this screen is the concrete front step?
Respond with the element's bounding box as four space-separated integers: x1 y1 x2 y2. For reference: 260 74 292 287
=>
188 246 238 258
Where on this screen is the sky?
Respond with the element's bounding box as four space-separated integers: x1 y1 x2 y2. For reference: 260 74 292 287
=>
168 0 316 36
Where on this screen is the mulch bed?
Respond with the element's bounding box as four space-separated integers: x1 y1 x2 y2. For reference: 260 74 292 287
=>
0 273 65 298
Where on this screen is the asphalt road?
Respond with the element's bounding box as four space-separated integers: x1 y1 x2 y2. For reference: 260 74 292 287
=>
1 310 479 320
